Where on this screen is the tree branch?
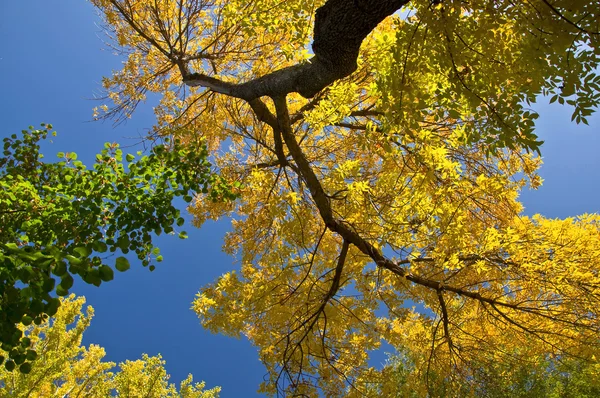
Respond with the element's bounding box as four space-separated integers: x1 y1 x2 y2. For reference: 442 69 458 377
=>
180 0 410 99
273 94 576 330
437 289 453 353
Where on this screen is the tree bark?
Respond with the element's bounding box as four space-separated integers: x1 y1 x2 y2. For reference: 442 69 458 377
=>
181 0 410 99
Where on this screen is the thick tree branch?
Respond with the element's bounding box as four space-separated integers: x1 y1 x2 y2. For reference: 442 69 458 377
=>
247 98 278 129
275 95 405 271
273 94 580 329
180 0 410 99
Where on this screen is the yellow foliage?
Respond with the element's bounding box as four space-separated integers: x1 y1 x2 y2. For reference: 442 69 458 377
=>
0 295 220 398
89 0 600 395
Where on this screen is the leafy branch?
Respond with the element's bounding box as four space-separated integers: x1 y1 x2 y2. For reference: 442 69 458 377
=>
0 125 237 373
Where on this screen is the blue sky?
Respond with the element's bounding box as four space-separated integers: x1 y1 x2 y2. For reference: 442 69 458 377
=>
1 1 599 396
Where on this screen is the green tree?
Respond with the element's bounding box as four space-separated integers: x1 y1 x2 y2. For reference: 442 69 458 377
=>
0 125 236 372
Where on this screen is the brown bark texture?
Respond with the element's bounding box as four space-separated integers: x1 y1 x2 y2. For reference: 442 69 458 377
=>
181 0 410 98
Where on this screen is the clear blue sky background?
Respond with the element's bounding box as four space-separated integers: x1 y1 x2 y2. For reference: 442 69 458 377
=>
1 1 599 396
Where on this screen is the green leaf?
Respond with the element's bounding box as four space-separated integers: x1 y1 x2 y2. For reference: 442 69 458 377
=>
42 278 56 293
65 255 83 266
73 247 92 258
115 257 130 272
30 301 43 314
53 261 67 277
19 362 32 374
36 258 55 269
25 350 37 361
126 153 135 162
99 265 114 281
13 354 25 365
93 241 108 253
4 243 19 253
60 274 74 290
4 360 15 372
56 285 69 297
84 269 102 287
45 298 60 317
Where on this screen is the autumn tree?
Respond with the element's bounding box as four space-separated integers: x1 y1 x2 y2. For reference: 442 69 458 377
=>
0 295 220 397
0 125 235 371
368 345 600 397
90 0 600 395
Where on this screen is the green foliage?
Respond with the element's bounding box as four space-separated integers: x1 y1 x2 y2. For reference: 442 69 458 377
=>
0 124 237 371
